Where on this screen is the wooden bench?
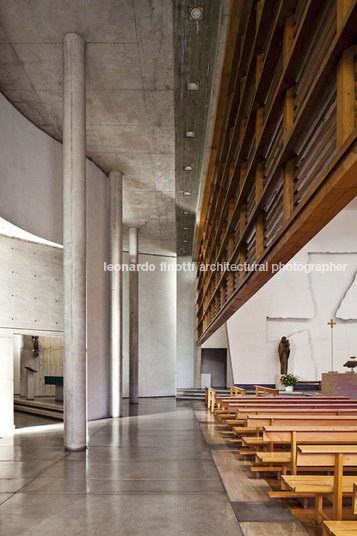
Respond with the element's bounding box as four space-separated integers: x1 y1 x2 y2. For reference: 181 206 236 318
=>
245 414 357 430
223 407 357 432
322 520 357 535
215 399 357 419
282 445 357 523
231 415 357 445
255 385 279 397
255 427 357 480
236 406 357 419
217 398 355 413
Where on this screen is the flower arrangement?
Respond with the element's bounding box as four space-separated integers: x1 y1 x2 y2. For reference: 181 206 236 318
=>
279 374 299 387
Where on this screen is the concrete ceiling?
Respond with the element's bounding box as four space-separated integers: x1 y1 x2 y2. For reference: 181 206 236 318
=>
0 0 225 256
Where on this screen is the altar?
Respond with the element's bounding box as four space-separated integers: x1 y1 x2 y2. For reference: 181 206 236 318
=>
321 372 357 399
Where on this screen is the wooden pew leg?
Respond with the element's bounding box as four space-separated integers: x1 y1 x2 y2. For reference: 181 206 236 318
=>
280 466 288 490
332 453 343 520
321 524 328 536
315 494 323 524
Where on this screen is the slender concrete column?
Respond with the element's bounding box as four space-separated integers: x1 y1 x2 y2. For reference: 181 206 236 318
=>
109 170 123 417
129 227 139 404
194 346 202 389
63 33 87 450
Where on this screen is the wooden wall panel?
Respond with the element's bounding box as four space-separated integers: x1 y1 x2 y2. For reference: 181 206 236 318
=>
195 0 357 343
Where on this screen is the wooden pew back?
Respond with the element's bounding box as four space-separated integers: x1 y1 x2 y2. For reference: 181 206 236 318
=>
247 415 357 428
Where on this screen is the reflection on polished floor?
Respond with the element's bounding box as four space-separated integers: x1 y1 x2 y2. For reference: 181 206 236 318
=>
0 399 308 536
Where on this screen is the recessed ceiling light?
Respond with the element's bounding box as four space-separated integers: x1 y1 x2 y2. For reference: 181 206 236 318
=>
183 211 189 215
187 81 199 91
184 165 192 171
189 7 203 20
183 191 191 196
182 226 188 230
185 131 195 138
183 240 188 243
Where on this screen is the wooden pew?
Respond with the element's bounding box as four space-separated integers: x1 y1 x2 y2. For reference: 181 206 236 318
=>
236 406 357 418
282 445 357 523
230 415 357 444
214 396 351 408
216 399 357 422
246 415 357 430
322 520 357 535
255 427 357 479
217 398 355 413
223 406 357 428
209 387 246 413
255 385 279 396
207 388 217 412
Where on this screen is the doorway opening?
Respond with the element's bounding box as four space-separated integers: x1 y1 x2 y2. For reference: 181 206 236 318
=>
201 348 227 388
13 334 63 428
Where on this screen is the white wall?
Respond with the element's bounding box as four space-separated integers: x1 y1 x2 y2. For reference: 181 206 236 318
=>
176 256 195 388
227 206 357 384
122 253 177 397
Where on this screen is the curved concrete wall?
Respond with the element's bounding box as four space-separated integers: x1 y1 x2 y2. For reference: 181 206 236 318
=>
0 94 63 244
0 92 110 424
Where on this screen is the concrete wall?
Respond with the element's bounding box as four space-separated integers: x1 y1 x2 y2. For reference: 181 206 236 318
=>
176 256 195 388
122 253 177 397
86 160 109 419
13 335 22 395
0 94 109 432
0 94 63 245
0 235 63 331
227 205 357 385
0 89 185 434
0 336 14 435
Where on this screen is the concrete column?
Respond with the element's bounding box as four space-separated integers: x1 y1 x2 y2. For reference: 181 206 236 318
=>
194 346 202 388
109 170 123 417
129 227 139 404
63 33 87 451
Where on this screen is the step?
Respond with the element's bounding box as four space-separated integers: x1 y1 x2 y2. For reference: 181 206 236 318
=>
14 398 63 420
176 395 205 400
14 405 63 420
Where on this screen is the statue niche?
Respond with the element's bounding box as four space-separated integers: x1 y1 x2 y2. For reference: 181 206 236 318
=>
278 336 290 375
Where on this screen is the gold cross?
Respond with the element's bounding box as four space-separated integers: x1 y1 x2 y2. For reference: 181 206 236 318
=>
327 319 336 328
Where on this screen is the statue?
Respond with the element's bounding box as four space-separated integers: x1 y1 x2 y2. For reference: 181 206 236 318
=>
278 336 290 375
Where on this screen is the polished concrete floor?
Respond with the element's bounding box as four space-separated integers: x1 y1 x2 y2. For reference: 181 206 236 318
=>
0 399 308 535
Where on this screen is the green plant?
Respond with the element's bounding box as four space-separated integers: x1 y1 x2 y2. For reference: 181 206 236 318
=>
279 374 299 387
